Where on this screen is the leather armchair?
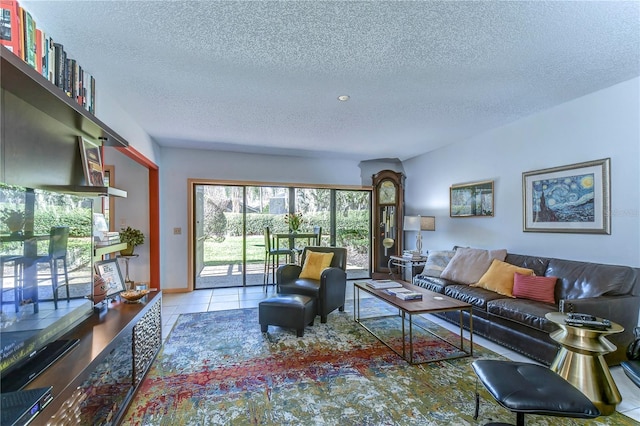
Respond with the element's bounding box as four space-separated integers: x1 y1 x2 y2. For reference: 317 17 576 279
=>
277 246 347 323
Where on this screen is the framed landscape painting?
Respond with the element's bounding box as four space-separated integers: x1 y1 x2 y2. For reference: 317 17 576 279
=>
522 158 610 234
450 180 494 217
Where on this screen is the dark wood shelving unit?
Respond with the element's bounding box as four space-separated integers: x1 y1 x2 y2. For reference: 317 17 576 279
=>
1 45 157 424
0 45 128 148
28 292 162 424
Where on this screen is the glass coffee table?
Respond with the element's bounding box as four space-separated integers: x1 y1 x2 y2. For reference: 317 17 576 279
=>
354 280 473 364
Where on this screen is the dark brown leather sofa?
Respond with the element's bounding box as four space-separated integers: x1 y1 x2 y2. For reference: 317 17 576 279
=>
413 253 640 365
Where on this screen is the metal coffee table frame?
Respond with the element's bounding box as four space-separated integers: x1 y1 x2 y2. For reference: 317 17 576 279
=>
354 281 473 364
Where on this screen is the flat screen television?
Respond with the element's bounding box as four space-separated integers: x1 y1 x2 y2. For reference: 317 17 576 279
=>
0 184 94 389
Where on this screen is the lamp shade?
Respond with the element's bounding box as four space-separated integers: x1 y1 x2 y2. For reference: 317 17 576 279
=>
403 216 420 231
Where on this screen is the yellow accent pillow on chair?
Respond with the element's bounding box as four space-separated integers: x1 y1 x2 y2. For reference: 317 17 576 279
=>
299 251 334 280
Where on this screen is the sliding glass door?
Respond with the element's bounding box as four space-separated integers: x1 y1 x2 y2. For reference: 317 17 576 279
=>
194 184 245 289
193 183 371 289
335 190 370 279
245 186 289 286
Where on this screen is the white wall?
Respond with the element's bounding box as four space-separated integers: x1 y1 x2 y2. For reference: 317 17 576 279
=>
97 92 161 166
159 148 365 290
102 149 151 285
403 77 640 268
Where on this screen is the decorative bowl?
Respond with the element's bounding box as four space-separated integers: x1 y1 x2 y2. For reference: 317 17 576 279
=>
120 289 150 303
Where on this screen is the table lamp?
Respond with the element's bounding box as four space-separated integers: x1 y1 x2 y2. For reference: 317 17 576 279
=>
404 215 435 254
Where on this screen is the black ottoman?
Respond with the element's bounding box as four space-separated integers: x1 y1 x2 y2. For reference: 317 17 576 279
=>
472 360 600 426
259 294 316 337
621 360 640 389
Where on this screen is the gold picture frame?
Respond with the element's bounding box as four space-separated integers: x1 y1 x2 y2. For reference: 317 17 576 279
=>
78 136 104 186
450 180 494 217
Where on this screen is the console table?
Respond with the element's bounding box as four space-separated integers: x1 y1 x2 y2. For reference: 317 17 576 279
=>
388 255 427 282
24 291 162 424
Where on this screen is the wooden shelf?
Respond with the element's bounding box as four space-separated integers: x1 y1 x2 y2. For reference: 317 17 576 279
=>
0 45 128 148
43 185 127 198
94 242 128 259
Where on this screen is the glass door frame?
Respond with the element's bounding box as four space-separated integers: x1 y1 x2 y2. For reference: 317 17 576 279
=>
188 179 372 291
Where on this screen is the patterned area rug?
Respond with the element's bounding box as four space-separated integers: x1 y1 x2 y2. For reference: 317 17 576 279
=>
124 298 637 425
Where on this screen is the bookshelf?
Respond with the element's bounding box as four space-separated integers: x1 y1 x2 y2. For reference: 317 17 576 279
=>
1 41 157 424
0 45 127 148
1 44 129 194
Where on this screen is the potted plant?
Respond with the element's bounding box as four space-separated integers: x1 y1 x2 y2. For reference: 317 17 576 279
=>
1 208 25 235
119 226 145 255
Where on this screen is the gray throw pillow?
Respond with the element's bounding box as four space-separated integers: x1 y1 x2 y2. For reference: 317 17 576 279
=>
440 247 508 285
422 250 456 277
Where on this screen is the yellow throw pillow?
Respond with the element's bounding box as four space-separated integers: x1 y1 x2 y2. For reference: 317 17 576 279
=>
299 251 334 280
470 259 534 297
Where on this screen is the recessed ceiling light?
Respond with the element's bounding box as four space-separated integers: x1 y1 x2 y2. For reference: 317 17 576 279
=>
337 95 350 102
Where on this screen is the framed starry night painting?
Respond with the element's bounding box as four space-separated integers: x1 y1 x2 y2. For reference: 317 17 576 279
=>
522 158 610 234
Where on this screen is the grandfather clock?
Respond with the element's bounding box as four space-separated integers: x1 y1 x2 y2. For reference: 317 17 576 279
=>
372 170 405 277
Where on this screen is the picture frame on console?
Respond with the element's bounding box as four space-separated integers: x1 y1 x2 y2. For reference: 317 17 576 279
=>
450 180 494 217
95 258 127 297
78 136 105 186
522 158 611 234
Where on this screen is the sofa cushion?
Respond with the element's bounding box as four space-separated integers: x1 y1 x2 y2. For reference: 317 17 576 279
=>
441 247 508 285
487 298 557 333
299 251 334 280
412 275 454 293
422 250 456 277
471 259 534 297
547 258 639 299
444 284 505 311
504 253 551 278
512 273 557 304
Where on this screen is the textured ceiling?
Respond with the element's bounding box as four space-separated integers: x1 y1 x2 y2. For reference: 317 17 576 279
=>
20 1 640 161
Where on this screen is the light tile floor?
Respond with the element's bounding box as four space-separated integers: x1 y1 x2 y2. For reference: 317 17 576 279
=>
161 283 640 422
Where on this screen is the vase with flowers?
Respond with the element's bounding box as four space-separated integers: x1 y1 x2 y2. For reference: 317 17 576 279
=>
284 212 304 233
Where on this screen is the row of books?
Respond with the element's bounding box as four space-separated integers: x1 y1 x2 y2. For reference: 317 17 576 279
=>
364 280 423 300
383 287 423 301
402 250 425 260
95 232 121 247
0 0 96 114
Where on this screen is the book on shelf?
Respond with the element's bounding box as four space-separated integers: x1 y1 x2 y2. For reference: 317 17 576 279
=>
0 0 22 58
21 6 35 68
35 28 42 73
65 57 75 98
365 280 403 290
53 42 65 89
89 73 95 114
45 36 55 83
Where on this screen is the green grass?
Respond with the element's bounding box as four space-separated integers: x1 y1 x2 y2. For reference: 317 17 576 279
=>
202 235 265 266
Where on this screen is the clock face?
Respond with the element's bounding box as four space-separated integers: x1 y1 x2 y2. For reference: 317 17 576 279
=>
378 180 396 205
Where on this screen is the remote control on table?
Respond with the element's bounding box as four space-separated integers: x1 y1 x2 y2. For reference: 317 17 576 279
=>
564 318 611 329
